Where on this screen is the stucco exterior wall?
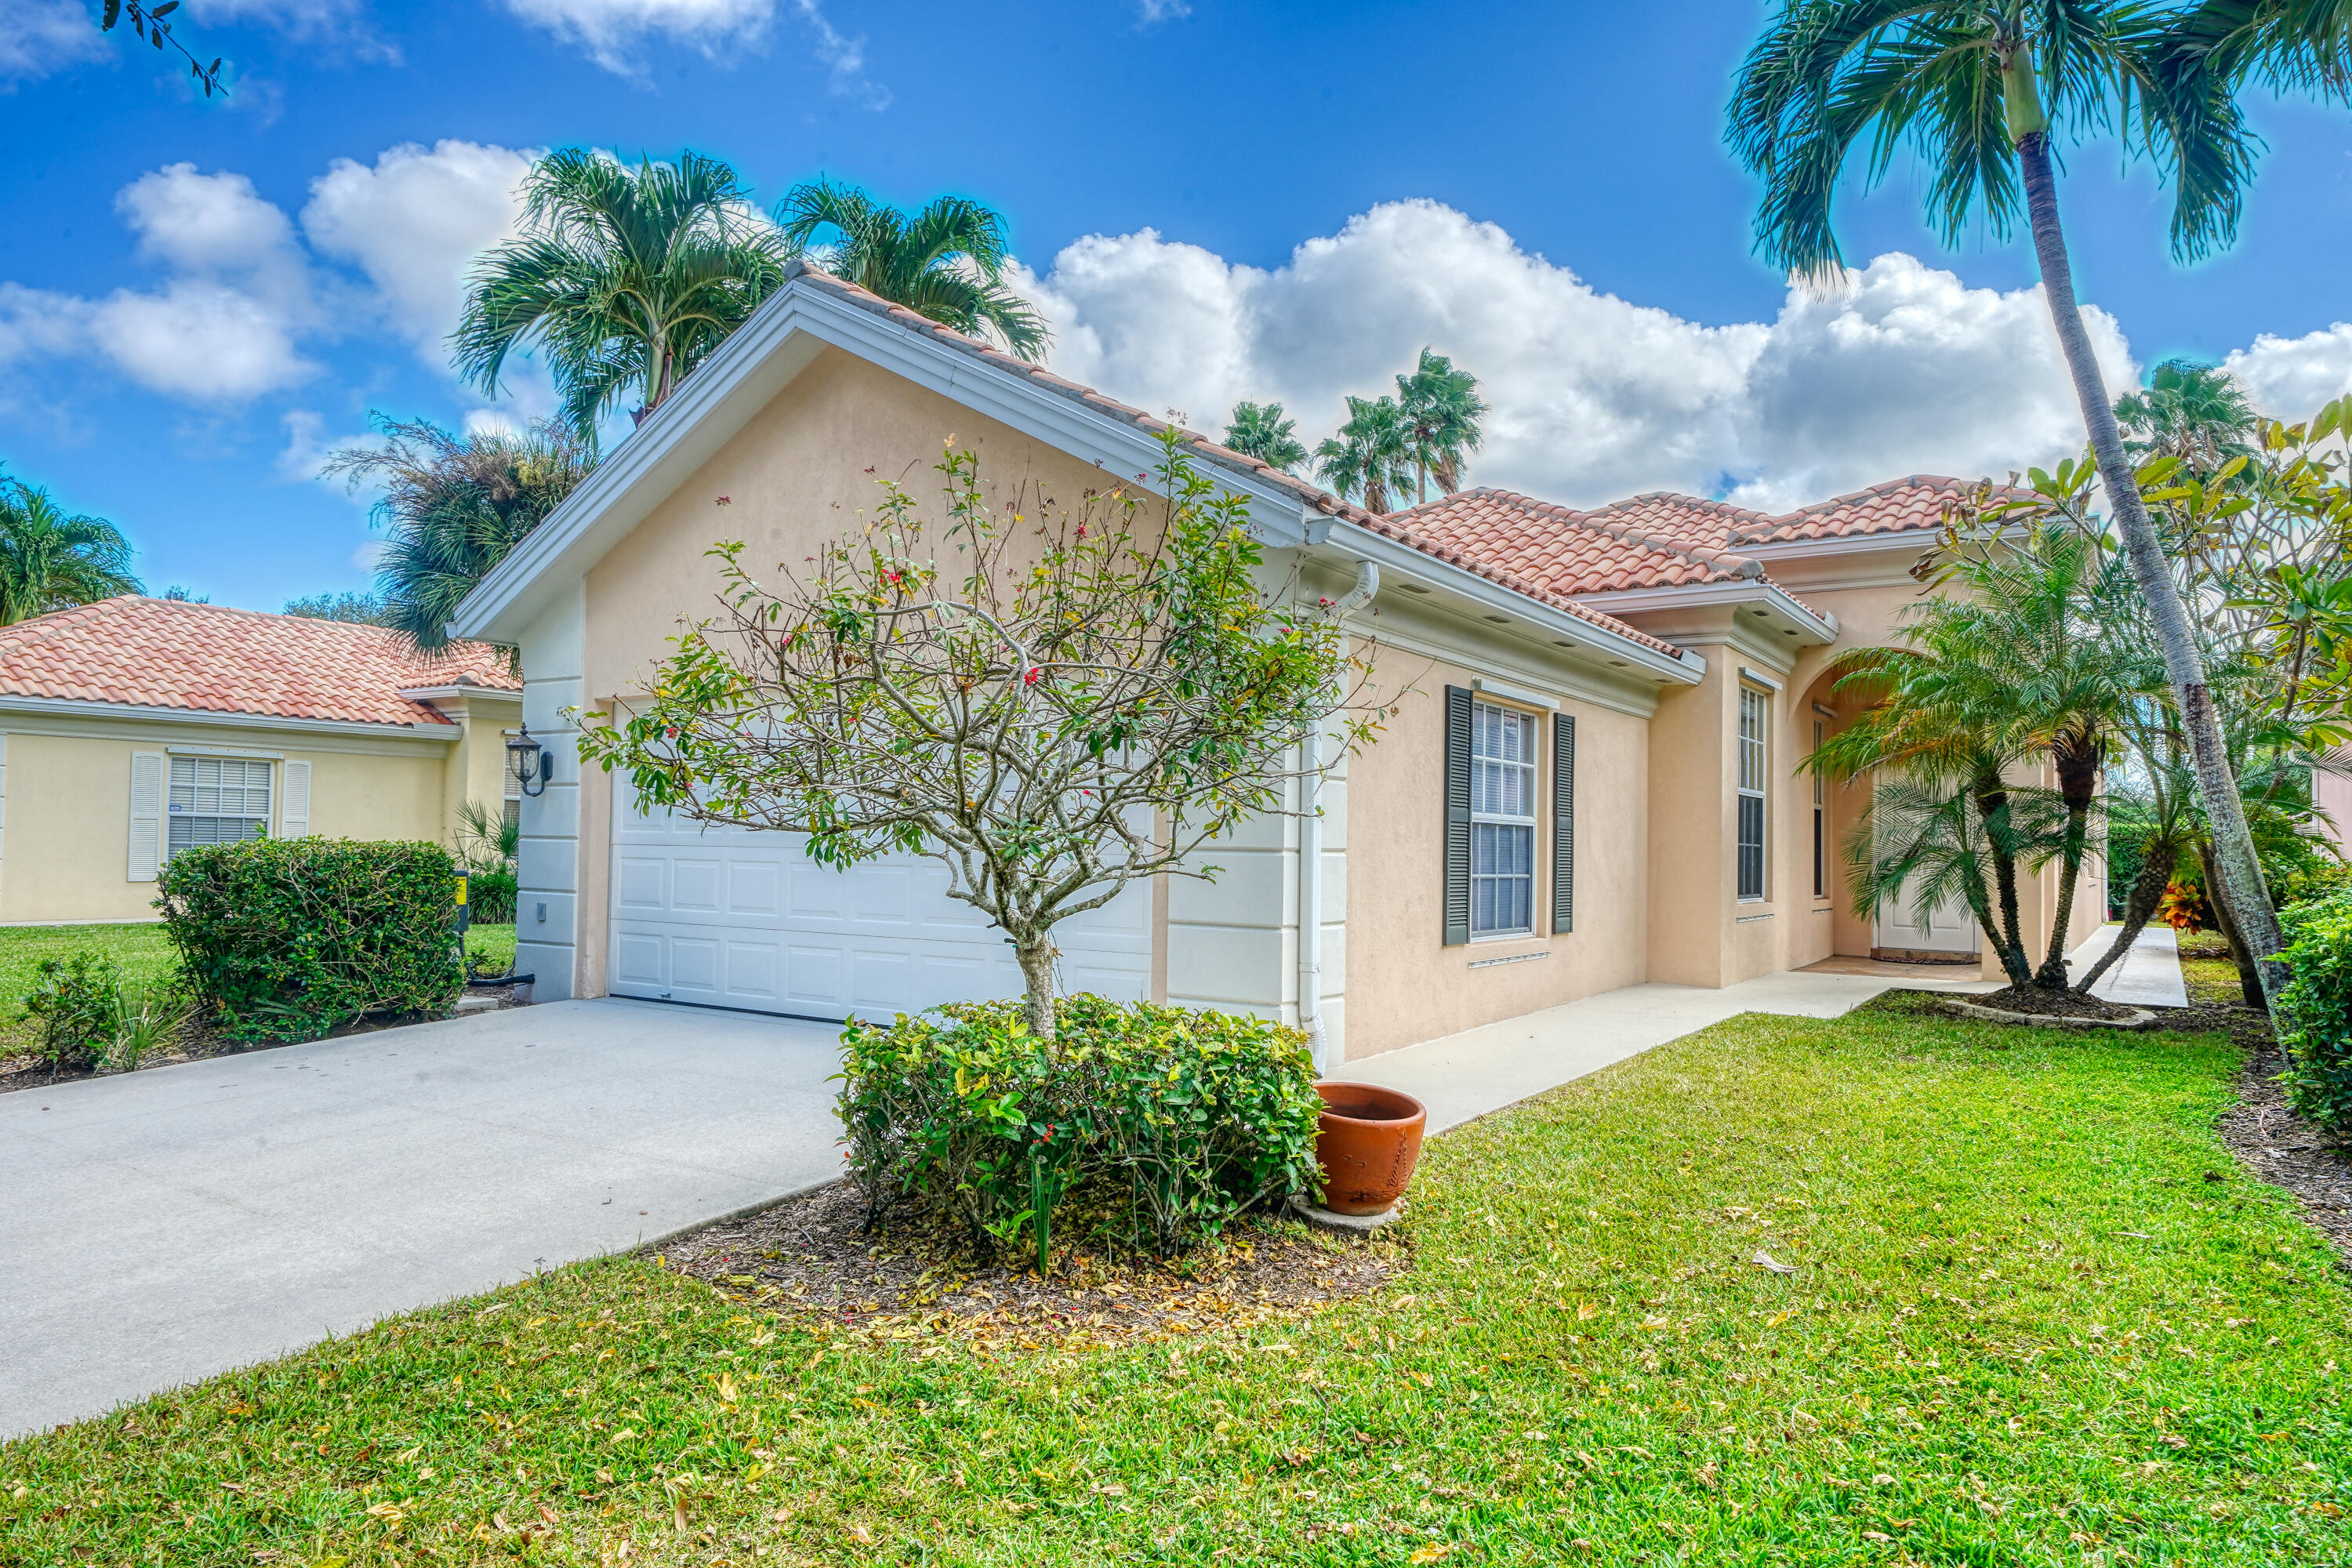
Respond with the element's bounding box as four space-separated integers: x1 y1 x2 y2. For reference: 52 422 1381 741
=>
0 721 453 925
569 346 1180 1003
1341 656 1650 1060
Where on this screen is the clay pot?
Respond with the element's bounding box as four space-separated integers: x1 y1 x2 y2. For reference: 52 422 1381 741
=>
1312 1081 1428 1216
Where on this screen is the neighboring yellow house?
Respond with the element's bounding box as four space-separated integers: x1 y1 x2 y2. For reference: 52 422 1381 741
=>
0 597 521 925
452 263 2092 1063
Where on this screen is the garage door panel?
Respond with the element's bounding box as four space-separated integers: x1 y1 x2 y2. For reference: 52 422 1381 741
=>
611 802 1150 1021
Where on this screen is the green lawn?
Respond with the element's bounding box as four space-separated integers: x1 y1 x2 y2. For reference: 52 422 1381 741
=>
4 993 2347 1566
0 923 521 1056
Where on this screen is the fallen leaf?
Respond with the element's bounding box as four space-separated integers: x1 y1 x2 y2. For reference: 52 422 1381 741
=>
1753 1250 1796 1275
1407 1546 1453 1565
846 1524 876 1545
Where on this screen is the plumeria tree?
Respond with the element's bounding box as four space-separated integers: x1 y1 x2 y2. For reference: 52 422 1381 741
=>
578 432 1386 1038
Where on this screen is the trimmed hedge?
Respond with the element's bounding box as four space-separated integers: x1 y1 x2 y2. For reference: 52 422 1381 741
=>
2275 890 2352 1131
839 995 1323 1265
158 838 465 1040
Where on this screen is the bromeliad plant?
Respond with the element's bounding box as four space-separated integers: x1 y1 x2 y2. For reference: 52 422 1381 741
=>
837 996 1323 1267
578 429 1385 1039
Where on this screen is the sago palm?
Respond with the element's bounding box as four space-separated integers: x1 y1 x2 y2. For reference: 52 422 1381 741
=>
454 148 791 441
0 479 142 626
1395 348 1488 503
1222 401 1308 473
1313 396 1416 514
324 416 598 657
1728 0 2349 1011
777 181 1048 361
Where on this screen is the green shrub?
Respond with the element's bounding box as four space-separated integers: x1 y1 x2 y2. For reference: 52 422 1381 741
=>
466 865 517 925
838 996 1323 1267
158 838 465 1040
2274 890 2352 1131
2277 857 2352 912
22 953 191 1073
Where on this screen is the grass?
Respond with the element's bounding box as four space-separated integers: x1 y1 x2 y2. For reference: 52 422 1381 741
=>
5 994 2348 1566
0 922 521 1057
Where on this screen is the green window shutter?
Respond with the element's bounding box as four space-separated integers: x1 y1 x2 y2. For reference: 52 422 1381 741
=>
1552 712 1576 933
1443 685 1472 946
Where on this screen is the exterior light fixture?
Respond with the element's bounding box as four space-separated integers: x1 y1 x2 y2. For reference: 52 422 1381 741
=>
507 724 553 798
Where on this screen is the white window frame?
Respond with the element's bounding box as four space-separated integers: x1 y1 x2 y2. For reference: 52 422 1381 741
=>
1737 687 1768 902
1469 699 1538 938
166 755 274 862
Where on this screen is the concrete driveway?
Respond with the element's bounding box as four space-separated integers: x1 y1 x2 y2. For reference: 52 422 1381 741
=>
0 998 845 1441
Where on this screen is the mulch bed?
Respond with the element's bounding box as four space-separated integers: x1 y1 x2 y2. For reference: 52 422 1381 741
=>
657 1178 1406 1349
0 981 532 1098
1965 982 2146 1022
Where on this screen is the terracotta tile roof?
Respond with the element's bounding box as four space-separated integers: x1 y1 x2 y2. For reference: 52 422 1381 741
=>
1389 488 1767 596
1729 475 1985 546
0 597 520 728
782 263 1690 663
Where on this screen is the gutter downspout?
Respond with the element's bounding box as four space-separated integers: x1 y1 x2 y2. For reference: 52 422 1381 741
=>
1301 560 1378 1075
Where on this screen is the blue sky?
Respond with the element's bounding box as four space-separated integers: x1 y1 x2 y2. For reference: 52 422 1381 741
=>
4 0 2350 612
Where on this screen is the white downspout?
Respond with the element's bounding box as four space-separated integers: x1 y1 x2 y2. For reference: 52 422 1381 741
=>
1299 560 1378 1076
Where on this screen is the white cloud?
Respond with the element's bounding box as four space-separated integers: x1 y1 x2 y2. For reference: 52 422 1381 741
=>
0 0 108 82
1134 0 1191 21
1020 199 2151 514
499 0 773 72
301 140 537 360
787 0 885 106
2222 324 2352 421
91 281 317 399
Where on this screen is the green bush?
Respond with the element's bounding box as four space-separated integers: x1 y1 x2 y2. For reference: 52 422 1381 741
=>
158 838 465 1040
466 865 517 925
2274 890 2352 1131
23 953 191 1073
2277 857 2352 912
838 996 1323 1267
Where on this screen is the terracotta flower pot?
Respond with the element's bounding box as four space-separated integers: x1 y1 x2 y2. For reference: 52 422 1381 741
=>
1312 1081 1428 1216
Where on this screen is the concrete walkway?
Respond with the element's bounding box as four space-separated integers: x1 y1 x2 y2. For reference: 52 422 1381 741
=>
1346 964 2000 1134
0 999 844 1442
2065 924 2190 1008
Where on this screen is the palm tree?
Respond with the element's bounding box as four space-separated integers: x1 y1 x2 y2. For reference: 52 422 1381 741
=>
453 149 792 441
777 181 1048 361
1727 0 2342 1012
1313 396 1416 514
1222 401 1308 472
0 479 142 626
2115 358 2259 474
324 416 597 656
1395 349 1488 503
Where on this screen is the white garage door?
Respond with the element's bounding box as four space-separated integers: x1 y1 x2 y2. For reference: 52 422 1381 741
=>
608 801 1151 1021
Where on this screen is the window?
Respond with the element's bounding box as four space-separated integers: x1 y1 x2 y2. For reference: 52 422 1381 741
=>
1737 688 1767 901
1470 701 1537 936
167 756 272 859
504 762 523 831
1812 717 1826 899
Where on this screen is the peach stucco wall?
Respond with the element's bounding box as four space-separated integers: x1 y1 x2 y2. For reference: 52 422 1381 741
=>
574 346 1179 1001
1341 659 1649 1059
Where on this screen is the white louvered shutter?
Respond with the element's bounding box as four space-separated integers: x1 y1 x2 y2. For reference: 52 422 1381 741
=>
128 751 165 881
280 760 311 837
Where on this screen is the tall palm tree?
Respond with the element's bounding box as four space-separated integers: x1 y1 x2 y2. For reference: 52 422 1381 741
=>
777 181 1048 361
0 479 142 626
1727 0 2343 1011
324 416 598 656
1313 396 1415 514
2115 358 2259 474
1222 401 1308 472
1395 349 1488 503
453 149 792 441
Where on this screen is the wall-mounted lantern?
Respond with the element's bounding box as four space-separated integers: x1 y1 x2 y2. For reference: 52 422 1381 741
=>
507 724 554 798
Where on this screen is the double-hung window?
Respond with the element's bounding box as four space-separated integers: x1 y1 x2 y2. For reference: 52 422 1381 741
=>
167 756 272 860
1469 701 1537 936
1737 688 1768 901
1811 717 1827 898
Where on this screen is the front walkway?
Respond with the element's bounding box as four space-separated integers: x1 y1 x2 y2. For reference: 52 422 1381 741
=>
1346 965 1999 1134
2067 924 2190 1007
0 1000 844 1441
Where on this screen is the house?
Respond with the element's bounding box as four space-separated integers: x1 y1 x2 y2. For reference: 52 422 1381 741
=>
451 262 2091 1063
0 596 521 925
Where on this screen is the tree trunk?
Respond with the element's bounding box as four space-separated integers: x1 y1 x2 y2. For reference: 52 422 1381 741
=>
1976 783 2035 986
2196 840 2267 1009
2014 132 2287 1022
1014 938 1059 1040
2076 835 2173 994
2035 735 2101 988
